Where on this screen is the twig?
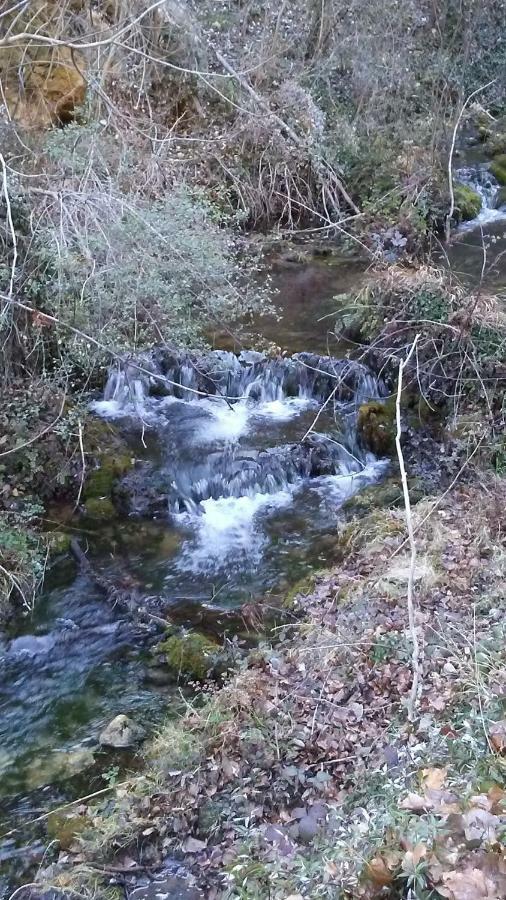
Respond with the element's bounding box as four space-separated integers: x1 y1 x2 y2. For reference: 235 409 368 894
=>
395 335 421 722
445 80 496 241
74 418 86 510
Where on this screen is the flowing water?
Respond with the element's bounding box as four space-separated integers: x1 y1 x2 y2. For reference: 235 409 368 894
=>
0 254 386 893
445 160 506 288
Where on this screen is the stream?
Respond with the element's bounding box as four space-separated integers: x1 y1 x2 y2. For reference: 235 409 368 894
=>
1 152 505 894
0 254 385 894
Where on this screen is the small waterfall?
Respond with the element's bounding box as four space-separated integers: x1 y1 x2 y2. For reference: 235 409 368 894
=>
455 164 506 228
94 347 388 572
98 349 384 412
159 435 368 515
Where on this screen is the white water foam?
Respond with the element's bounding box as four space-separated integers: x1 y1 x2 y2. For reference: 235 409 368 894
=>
91 398 126 419
455 165 506 231
193 396 313 444
175 488 294 573
313 458 389 505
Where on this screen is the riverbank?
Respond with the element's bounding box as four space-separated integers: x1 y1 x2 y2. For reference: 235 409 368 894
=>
31 472 506 899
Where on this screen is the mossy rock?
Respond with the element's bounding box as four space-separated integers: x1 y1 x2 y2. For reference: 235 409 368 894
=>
357 399 396 456
497 186 506 206
159 631 220 681
83 497 117 521
490 154 506 185
84 454 134 500
485 132 506 156
453 183 482 221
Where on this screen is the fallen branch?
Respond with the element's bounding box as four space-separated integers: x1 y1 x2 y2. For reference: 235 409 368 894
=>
395 335 421 722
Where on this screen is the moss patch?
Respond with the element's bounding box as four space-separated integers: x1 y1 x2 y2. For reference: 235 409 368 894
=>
357 399 396 456
84 454 133 500
83 497 117 521
453 182 482 221
159 631 220 681
490 154 506 185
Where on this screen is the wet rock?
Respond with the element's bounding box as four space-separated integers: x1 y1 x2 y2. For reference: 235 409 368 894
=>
26 748 95 790
160 632 220 681
99 714 146 748
9 634 57 656
129 877 202 900
145 666 172 686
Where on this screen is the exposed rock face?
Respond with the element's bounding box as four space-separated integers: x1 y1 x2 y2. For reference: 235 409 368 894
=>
2 46 86 128
99 714 146 748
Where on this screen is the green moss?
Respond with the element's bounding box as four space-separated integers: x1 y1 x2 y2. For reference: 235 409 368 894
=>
357 399 396 456
490 154 506 185
83 497 117 521
453 182 482 221
159 631 220 681
282 573 318 609
47 531 72 554
84 454 133 500
47 810 90 849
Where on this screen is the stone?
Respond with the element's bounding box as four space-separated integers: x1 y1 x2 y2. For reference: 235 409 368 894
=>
99 714 146 749
26 748 95 790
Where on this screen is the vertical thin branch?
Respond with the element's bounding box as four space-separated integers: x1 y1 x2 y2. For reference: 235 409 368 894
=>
0 152 18 304
395 334 421 722
445 80 496 242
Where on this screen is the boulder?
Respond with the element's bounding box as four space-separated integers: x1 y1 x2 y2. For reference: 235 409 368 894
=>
99 714 146 748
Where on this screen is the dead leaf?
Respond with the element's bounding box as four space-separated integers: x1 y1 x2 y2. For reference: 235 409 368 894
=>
439 867 498 899
399 792 432 812
422 767 447 791
365 857 395 886
462 809 498 847
489 720 506 753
